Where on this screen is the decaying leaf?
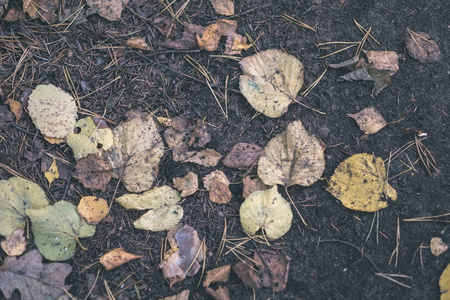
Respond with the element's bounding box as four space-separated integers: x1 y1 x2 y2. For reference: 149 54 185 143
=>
99 248 143 270
24 139 45 162
185 149 222 166
239 49 304 118
26 201 96 261
240 186 292 239
258 120 325 187
28 84 77 139
348 106 387 135
77 196 108 225
203 171 232 204
1 229 26 256
4 8 27 22
161 24 205 50
44 157 59 185
233 250 291 292
327 153 397 212
431 237 448 257
104 111 164 193
57 6 95 26
173 172 198 197
225 33 252 55
74 154 113 192
197 23 222 51
86 0 129 21
23 0 58 23
164 126 196 161
126 37 151 50
242 176 270 199
161 290 190 300
203 265 231 287
0 250 72 300
405 30 442 63
116 186 183 231
188 119 211 148
0 177 49 236
160 225 206 287
66 117 114 160
210 0 234 16
5 99 23 122
441 264 450 300
223 142 263 170
216 19 237 36
153 16 176 38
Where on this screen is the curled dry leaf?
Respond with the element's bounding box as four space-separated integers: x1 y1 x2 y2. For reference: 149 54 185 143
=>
210 0 234 15
233 250 291 292
225 33 252 55
405 30 442 63
161 290 190 300
242 176 270 199
205 286 230 300
99 248 143 270
173 172 199 197
203 171 232 204
197 23 221 51
185 149 222 166
5 99 23 122
74 154 113 192
258 120 325 187
126 37 151 50
28 84 77 139
430 237 448 257
348 106 387 135
0 250 72 300
86 0 129 21
240 49 304 118
327 153 397 212
223 142 263 170
161 24 205 50
77 196 108 225
1 229 26 256
203 265 231 287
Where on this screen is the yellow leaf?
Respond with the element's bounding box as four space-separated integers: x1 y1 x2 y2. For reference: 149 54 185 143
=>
440 264 450 300
99 248 142 270
77 196 108 225
44 158 59 185
126 37 151 50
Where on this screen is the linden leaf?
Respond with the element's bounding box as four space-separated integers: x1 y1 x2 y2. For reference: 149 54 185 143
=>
0 250 72 300
99 248 143 270
441 264 450 300
77 196 109 225
258 120 325 187
327 153 397 212
173 172 199 197
239 49 304 118
26 201 96 261
28 84 77 139
1 229 27 256
74 154 113 192
240 186 293 240
348 106 387 135
104 111 164 193
0 177 49 236
66 117 113 160
209 0 234 16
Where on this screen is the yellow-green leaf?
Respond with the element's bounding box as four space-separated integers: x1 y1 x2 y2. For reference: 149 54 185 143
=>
440 264 450 300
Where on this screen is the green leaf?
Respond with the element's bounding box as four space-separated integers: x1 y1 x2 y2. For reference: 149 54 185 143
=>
26 201 96 261
0 177 49 236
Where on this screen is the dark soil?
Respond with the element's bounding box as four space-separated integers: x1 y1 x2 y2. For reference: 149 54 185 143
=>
1 0 449 299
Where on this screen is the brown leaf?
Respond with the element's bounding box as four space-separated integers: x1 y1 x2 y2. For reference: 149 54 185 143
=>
77 196 109 225
209 0 234 15
23 0 59 23
203 171 231 204
40 154 71 181
363 50 399 74
1 229 26 256
242 176 270 199
161 24 205 50
405 30 442 63
217 19 237 36
4 8 26 22
126 37 151 50
233 250 291 292
223 143 263 170
24 139 45 162
5 99 23 122
205 286 230 300
74 154 113 191
225 33 252 55
86 0 129 21
0 250 72 300
431 237 448 257
185 149 222 166
173 172 198 197
153 16 176 38
348 106 387 135
99 248 143 270
188 120 211 148
197 23 221 51
162 290 190 300
203 265 231 287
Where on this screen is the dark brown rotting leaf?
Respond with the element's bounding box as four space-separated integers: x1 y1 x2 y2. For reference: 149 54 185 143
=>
188 120 211 148
223 143 263 170
74 154 113 191
160 23 205 50
153 16 176 38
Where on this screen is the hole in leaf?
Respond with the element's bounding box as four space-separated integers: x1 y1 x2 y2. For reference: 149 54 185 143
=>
74 127 81 134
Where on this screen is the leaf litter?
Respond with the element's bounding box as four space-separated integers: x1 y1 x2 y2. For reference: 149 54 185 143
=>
348 106 387 135
405 29 442 63
223 142 263 170
1 229 27 256
173 172 199 197
99 248 143 270
203 265 231 287
203 170 232 204
77 196 109 225
74 154 113 192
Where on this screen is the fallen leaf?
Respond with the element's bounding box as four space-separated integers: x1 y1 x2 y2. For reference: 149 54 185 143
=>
77 196 108 225
58 6 95 26
233 250 291 292
0 105 13 129
205 286 230 300
0 250 72 300
23 0 58 23
185 148 222 166
157 116 172 127
223 142 263 170
24 139 45 162
431 237 448 257
104 111 164 193
188 119 211 148
126 37 151 50
173 172 198 197
225 33 252 55
216 19 237 36
240 49 304 118
164 126 196 161
161 290 190 300
242 176 270 199
43 136 65 144
348 106 387 135
116 186 183 231
161 23 205 50
240 186 292 239
5 99 23 122
26 201 96 261
203 265 231 287
441 264 450 300
203 171 232 204
364 50 399 74
44 157 59 185
153 16 176 38
99 248 143 270
327 153 397 212
258 120 325 187
405 30 442 63
28 84 78 139
1 229 26 256
4 8 26 22
210 0 234 15
66 117 114 160
74 154 113 192
86 0 129 21
0 177 49 236
197 23 221 51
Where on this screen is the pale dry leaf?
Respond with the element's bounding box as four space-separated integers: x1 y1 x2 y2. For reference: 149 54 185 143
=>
258 120 325 187
203 170 229 190
430 237 448 257
203 265 231 287
348 106 387 135
184 149 222 166
86 0 129 21
77 196 108 225
173 172 198 197
126 37 151 50
240 49 304 118
99 248 143 270
188 120 211 148
210 0 234 15
203 171 232 204
164 126 196 162
242 176 270 199
205 286 230 300
1 229 26 256
363 50 399 74
405 31 442 63
223 142 263 170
